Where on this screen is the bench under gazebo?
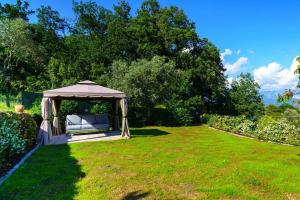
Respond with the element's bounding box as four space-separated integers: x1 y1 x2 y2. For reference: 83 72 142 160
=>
38 80 130 145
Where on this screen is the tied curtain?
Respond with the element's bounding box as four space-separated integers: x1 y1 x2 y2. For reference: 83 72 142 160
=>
38 97 52 144
120 98 130 138
52 99 62 135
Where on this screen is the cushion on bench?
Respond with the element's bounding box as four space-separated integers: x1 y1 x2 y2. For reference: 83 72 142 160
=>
66 114 109 132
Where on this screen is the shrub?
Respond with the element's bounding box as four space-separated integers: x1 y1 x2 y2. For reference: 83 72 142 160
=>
0 119 26 164
236 119 256 136
257 116 299 144
206 114 300 145
0 112 37 170
206 115 247 133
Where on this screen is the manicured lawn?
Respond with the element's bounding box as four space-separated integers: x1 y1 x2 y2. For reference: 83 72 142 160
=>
0 126 299 199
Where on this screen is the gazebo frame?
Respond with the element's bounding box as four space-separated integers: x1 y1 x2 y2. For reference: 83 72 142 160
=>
38 80 130 145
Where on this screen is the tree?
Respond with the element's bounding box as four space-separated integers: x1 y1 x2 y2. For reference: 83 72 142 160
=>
277 57 300 103
131 0 197 58
73 1 113 37
108 56 180 125
0 0 34 21
37 6 68 35
229 73 264 118
0 18 45 103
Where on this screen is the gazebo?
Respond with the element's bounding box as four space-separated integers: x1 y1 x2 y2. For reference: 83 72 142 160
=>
38 80 130 145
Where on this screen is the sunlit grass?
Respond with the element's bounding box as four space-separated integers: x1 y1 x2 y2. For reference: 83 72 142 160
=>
0 126 299 199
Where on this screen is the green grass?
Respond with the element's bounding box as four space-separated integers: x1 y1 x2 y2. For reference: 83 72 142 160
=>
0 102 17 112
0 126 300 199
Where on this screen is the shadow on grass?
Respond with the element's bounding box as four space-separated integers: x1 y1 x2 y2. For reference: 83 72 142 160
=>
130 129 170 137
121 190 150 200
0 144 84 200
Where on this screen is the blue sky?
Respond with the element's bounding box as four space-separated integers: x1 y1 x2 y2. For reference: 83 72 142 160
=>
2 0 300 93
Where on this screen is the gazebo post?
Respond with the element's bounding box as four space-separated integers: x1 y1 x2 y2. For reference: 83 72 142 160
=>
38 97 53 145
52 98 62 135
120 97 130 138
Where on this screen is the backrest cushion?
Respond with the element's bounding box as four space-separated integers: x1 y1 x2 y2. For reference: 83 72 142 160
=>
81 115 97 125
66 115 82 125
94 114 109 125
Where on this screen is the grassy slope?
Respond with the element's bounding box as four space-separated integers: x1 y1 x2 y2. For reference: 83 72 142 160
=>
0 126 299 200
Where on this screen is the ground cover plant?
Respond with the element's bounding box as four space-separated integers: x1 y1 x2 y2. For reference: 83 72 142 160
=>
0 126 299 199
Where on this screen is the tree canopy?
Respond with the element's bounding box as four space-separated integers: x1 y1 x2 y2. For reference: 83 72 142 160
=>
0 0 264 126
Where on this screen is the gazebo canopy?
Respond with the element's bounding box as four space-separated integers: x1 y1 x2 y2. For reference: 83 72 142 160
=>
44 80 126 98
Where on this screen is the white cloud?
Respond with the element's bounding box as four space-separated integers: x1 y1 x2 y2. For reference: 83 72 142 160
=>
224 57 248 74
236 49 241 55
221 48 232 60
253 57 299 91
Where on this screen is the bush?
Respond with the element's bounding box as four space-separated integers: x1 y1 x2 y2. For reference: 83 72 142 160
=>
206 114 300 145
0 112 37 147
0 119 26 164
0 112 37 170
257 116 299 144
207 115 247 134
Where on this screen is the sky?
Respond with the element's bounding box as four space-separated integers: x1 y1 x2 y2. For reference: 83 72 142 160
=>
2 0 300 96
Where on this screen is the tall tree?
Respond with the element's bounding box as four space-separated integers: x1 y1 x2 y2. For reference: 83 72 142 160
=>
229 73 264 118
0 0 34 21
0 18 44 105
37 6 68 35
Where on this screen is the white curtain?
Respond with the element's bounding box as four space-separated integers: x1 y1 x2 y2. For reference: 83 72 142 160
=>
120 98 130 138
52 99 62 136
38 97 52 145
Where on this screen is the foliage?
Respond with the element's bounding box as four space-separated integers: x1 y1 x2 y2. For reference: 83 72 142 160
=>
90 102 111 114
277 57 300 103
257 116 299 144
108 56 181 126
228 73 264 119
0 0 263 126
0 18 45 95
206 114 300 145
0 0 34 21
0 117 26 161
0 111 37 172
0 112 37 146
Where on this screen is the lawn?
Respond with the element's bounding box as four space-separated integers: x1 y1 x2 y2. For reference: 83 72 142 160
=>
0 126 299 200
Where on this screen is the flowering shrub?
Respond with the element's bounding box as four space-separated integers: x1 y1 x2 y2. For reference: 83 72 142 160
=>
206 114 300 145
257 116 299 144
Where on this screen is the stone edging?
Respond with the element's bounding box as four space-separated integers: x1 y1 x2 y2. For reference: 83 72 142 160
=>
0 144 40 186
208 126 299 147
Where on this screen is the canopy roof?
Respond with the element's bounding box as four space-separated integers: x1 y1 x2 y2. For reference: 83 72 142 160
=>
44 80 126 98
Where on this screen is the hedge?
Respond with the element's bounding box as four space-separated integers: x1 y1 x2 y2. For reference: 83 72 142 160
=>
204 114 300 145
0 112 37 175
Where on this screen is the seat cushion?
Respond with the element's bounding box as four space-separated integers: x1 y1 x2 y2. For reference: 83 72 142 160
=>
66 115 82 125
93 124 109 130
94 114 109 125
81 115 97 125
66 124 82 130
81 124 97 130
